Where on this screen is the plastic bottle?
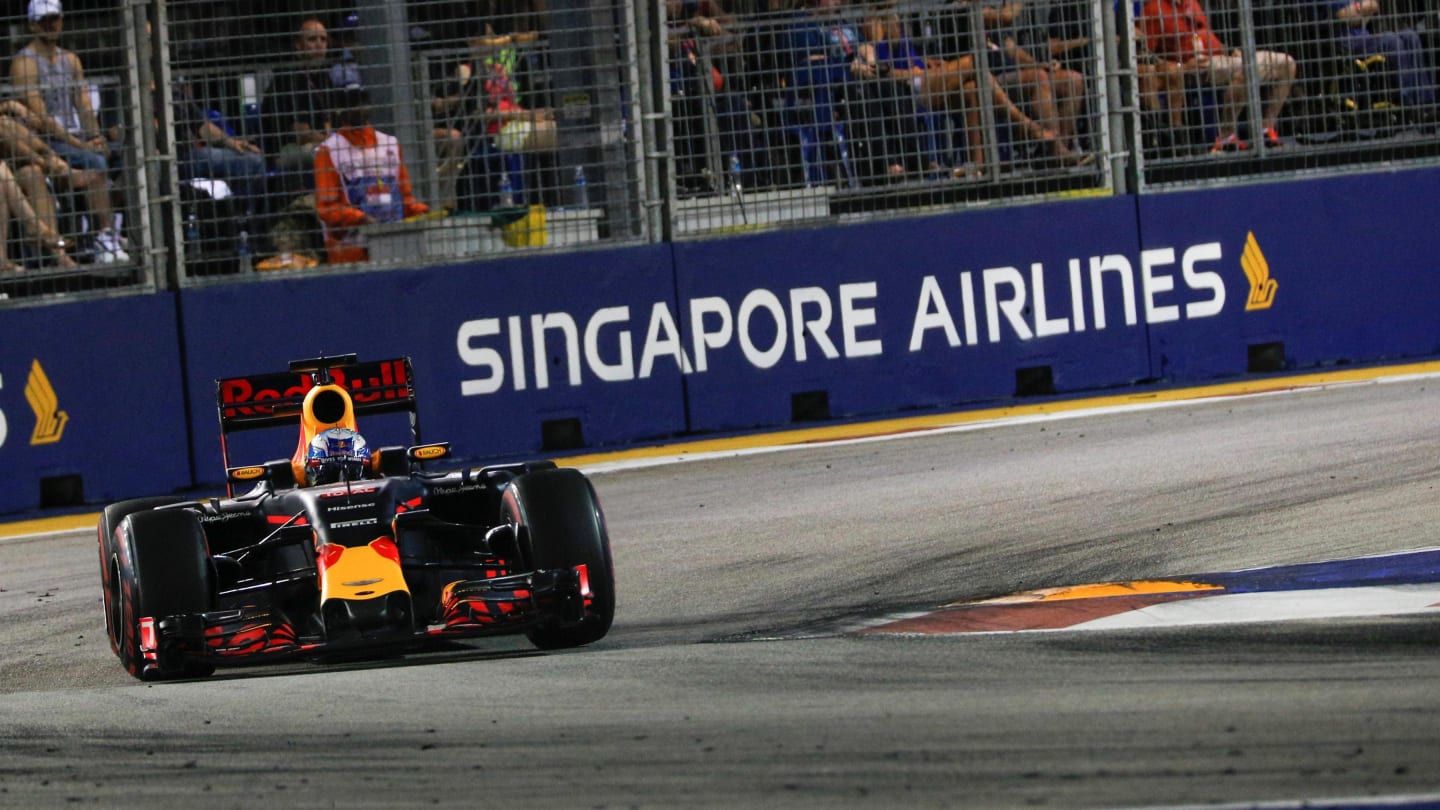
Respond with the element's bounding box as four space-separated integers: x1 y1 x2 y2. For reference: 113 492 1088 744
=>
573 165 589 209
184 212 200 246
729 152 743 195
498 172 515 208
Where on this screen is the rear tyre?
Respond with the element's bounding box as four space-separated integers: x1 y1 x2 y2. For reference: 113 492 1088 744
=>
98 496 181 655
115 508 215 680
502 468 615 650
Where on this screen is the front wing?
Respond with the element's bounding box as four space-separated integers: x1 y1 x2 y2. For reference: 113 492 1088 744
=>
139 565 595 673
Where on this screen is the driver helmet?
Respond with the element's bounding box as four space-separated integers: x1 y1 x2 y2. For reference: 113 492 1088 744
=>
305 427 371 485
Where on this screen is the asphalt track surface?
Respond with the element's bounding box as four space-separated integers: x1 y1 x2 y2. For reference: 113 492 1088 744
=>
3 370 1440 809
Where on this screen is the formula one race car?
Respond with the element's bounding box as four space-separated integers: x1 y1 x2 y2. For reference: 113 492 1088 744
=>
97 355 614 680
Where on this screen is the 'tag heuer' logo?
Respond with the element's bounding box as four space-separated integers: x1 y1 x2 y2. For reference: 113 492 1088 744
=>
1241 231 1278 311
25 360 67 445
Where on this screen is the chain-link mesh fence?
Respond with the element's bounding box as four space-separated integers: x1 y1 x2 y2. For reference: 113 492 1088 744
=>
1129 0 1440 186
154 0 642 283
1 0 153 301
0 0 1437 301
661 0 1111 235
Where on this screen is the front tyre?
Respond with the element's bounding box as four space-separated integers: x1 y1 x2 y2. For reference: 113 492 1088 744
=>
502 468 615 650
115 508 216 680
98 496 181 655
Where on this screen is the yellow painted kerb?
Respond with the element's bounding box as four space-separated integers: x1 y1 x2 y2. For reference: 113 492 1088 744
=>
960 580 1225 606
1 512 100 538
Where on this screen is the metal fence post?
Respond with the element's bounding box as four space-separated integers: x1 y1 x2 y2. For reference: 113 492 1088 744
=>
547 0 640 241
631 0 666 242
122 0 156 288
1105 0 1139 194
146 0 182 288
1234 0 1267 152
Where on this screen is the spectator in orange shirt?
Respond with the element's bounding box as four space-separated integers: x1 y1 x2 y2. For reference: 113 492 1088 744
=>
1138 0 1295 152
314 86 428 264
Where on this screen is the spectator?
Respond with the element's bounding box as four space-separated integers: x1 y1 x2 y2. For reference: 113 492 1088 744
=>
1138 0 1296 151
0 153 73 271
778 0 868 188
10 0 128 264
0 161 57 272
1326 0 1436 128
264 17 336 196
920 59 1090 169
1046 0 1095 74
417 0 562 210
979 0 1089 159
666 0 751 193
476 42 555 162
314 87 429 264
1133 22 1192 156
330 13 363 90
852 5 1082 171
0 100 82 267
856 6 947 178
174 78 267 234
333 13 466 212
429 34 555 209
469 0 548 43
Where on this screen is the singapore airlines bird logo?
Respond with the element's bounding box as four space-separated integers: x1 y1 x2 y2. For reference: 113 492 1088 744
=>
26 360 68 445
1240 231 1278 311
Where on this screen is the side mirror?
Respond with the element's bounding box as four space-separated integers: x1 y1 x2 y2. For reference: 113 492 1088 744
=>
374 446 410 477
266 459 297 489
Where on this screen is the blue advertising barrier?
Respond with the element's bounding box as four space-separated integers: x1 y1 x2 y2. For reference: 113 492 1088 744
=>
0 294 190 513
178 246 685 488
1136 167 1440 380
673 196 1155 432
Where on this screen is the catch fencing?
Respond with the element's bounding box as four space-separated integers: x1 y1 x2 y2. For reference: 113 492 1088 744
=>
1 0 155 299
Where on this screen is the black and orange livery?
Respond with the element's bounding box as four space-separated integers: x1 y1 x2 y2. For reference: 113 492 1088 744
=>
97 355 615 680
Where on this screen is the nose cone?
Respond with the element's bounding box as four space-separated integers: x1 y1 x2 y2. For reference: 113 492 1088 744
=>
316 540 413 639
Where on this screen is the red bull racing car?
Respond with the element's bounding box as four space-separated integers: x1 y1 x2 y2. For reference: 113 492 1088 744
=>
97 354 614 680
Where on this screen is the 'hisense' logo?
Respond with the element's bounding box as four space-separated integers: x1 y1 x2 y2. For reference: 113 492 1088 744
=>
1241 231 1278 311
25 360 67 445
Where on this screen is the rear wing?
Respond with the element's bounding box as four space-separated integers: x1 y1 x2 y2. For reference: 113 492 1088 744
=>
216 355 420 442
